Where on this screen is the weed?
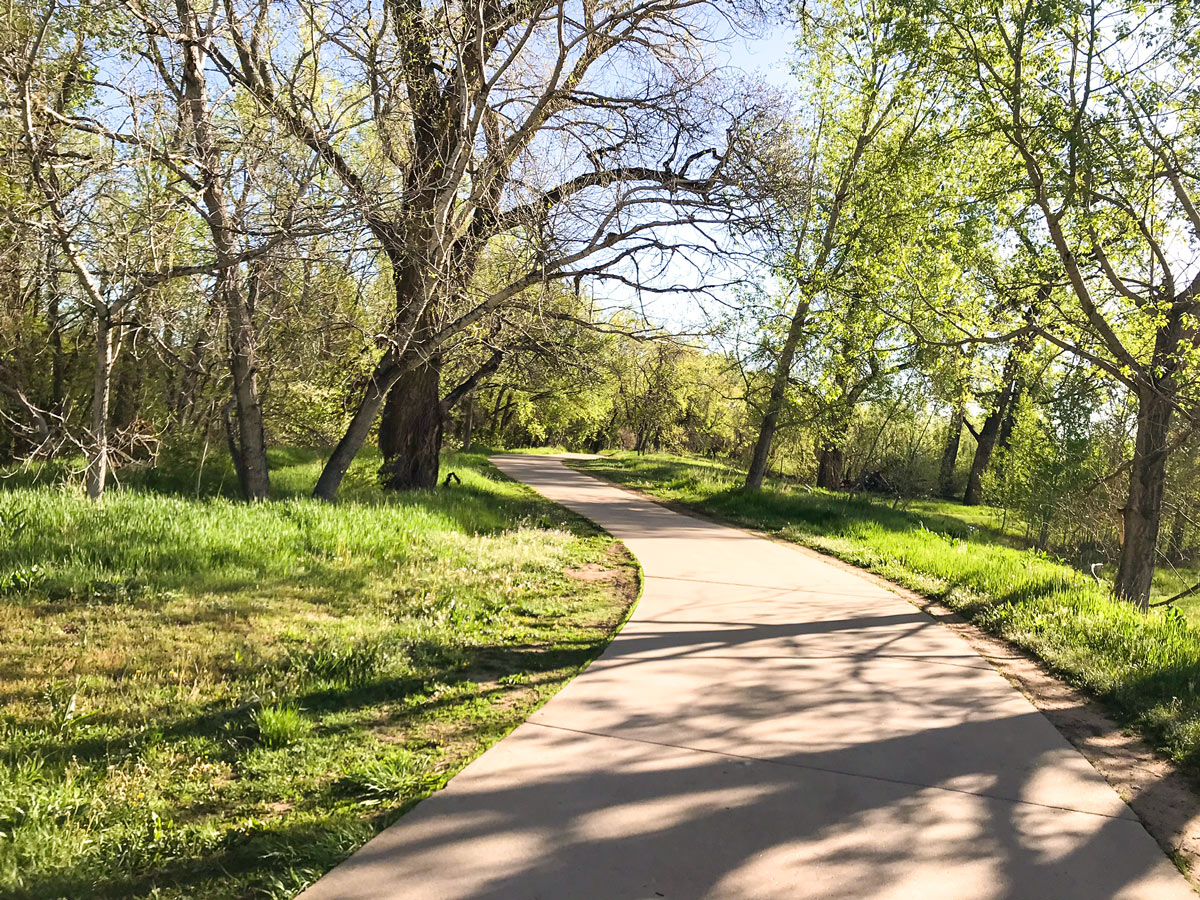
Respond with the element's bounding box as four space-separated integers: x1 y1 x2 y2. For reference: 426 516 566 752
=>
253 705 312 749
41 679 98 735
290 637 389 688
339 749 434 802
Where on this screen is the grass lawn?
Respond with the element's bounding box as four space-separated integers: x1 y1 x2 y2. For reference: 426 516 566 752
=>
573 451 1200 773
0 449 636 899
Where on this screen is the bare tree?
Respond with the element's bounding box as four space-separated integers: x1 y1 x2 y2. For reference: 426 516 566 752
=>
9 0 330 499
204 0 788 498
5 4 174 498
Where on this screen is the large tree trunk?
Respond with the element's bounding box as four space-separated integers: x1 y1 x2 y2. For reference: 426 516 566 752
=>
816 443 845 491
379 357 443 490
937 405 963 499
312 244 436 501
224 272 271 500
1114 388 1173 609
86 310 112 500
746 296 812 490
963 411 1002 506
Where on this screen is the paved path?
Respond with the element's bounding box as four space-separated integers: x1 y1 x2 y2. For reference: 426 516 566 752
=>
301 455 1193 900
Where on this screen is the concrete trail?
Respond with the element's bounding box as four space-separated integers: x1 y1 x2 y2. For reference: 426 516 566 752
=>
300 454 1193 900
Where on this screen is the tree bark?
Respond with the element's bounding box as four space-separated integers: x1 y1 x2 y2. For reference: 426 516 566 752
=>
964 353 1020 506
461 390 475 452
379 357 443 490
937 405 964 499
177 1 270 501
224 270 271 500
86 310 112 500
1114 387 1173 609
816 443 845 491
745 296 811 490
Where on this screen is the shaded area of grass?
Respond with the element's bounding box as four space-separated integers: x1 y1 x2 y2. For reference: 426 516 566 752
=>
575 452 1200 772
0 450 636 899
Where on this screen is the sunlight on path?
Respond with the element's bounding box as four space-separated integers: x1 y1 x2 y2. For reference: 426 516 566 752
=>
299 455 1192 900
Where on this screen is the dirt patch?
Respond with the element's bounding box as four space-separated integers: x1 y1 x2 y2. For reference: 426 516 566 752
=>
564 563 612 582
566 541 640 607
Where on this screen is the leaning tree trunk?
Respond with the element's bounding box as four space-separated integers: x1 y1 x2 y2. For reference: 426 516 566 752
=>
746 297 812 490
963 411 1003 506
964 355 1019 506
1114 387 1174 609
379 357 443 490
816 443 845 491
312 241 440 501
937 405 963 499
313 361 394 501
86 309 113 500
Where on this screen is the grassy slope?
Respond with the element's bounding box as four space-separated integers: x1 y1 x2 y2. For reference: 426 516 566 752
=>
574 452 1200 772
0 449 636 900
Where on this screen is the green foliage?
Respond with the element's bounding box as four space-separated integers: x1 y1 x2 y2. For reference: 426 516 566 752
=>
253 706 312 749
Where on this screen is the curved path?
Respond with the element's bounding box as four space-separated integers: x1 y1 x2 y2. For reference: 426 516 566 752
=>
301 455 1193 900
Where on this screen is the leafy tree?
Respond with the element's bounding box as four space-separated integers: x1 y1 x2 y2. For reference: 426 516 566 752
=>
938 0 1200 605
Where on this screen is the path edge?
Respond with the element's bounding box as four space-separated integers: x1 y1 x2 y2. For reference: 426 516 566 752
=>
563 458 1200 890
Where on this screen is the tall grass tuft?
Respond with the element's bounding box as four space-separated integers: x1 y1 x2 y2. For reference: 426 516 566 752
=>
253 705 311 749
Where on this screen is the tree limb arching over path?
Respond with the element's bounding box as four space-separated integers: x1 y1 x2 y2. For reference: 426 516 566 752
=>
299 455 1190 900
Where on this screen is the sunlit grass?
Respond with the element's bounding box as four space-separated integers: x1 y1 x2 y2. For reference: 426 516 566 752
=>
575 451 1200 772
0 449 635 899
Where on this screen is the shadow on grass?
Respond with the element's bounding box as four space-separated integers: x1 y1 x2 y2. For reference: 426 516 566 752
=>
5 628 621 900
15 632 613 763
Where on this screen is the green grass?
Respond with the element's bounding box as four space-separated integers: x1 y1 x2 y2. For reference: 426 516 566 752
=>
252 706 312 750
0 448 636 899
574 451 1200 772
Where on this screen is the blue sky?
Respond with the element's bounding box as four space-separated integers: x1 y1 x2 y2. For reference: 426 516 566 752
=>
606 19 799 335
723 23 798 88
